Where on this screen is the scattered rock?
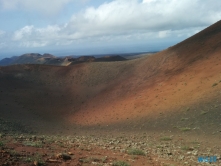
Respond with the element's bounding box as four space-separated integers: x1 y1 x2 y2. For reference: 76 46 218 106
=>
47 159 61 163
56 153 71 160
68 152 74 155
33 161 38 166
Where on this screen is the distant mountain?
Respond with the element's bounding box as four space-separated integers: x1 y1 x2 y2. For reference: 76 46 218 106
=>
1 20 221 141
0 56 18 66
0 53 127 66
0 53 54 66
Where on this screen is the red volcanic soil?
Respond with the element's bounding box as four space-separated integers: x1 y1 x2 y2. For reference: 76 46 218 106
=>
68 20 221 132
1 21 221 134
1 20 221 166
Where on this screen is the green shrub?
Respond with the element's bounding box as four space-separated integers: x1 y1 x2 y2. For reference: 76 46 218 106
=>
179 127 191 132
181 146 192 151
0 142 4 147
200 111 207 115
23 154 45 165
113 161 130 166
127 148 145 155
212 83 218 87
160 137 172 141
23 141 43 148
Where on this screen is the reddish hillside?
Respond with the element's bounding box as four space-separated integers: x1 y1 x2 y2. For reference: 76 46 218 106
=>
0 20 221 135
68 20 221 129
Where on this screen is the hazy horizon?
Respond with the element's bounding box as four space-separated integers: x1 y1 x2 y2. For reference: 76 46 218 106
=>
0 0 220 59
0 40 168 59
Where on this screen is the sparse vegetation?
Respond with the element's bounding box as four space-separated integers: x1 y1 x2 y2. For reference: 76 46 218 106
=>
156 145 162 148
160 137 172 141
190 141 199 144
200 111 208 115
113 161 130 166
127 148 145 156
9 150 20 156
79 157 91 163
212 83 218 87
0 141 4 147
179 127 191 132
186 107 190 111
181 146 192 151
79 156 105 163
22 141 43 148
181 118 188 121
23 154 45 166
0 127 219 166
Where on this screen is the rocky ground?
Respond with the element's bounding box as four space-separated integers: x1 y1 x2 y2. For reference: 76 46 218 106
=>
0 127 220 166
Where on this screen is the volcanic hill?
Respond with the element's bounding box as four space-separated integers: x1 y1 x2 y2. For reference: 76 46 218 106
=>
0 20 221 138
0 54 127 66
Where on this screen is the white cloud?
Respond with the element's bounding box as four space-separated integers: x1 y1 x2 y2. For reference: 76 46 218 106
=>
19 41 48 48
142 0 156 3
12 25 63 47
13 26 34 41
0 42 6 49
66 0 221 37
0 30 6 49
0 30 5 36
0 0 73 16
158 30 171 38
3 0 221 50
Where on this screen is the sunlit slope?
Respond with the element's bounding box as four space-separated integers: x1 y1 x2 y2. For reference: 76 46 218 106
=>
69 20 221 130
0 20 221 133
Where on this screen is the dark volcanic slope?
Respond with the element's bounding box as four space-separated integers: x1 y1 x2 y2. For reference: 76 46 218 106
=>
1 21 221 135
0 56 18 66
95 55 126 62
0 54 127 66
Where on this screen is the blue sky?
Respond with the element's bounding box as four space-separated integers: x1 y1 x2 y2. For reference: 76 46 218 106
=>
0 0 221 58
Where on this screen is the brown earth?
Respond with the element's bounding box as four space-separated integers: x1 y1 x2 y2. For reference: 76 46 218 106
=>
1 20 221 165
1 132 181 166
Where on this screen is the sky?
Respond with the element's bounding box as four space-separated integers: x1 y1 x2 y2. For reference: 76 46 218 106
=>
0 0 221 58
